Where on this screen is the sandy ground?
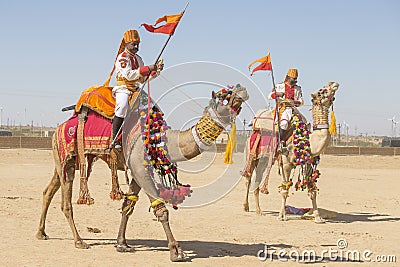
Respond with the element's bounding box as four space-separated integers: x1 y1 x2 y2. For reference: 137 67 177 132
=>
0 148 399 266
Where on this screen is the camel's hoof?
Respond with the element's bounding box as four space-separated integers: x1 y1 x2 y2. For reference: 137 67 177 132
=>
277 215 288 221
170 249 186 262
75 240 90 249
116 244 135 253
243 203 249 212
314 217 326 224
77 197 94 205
256 209 262 216
110 191 124 201
35 231 48 240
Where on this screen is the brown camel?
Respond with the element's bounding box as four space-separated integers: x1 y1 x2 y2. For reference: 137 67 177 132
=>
36 85 249 261
242 81 339 223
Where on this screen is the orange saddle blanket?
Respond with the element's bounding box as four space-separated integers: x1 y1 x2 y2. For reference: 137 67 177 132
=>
75 85 116 119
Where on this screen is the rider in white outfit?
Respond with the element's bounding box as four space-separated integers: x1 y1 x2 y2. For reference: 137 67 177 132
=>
111 29 163 149
268 68 304 146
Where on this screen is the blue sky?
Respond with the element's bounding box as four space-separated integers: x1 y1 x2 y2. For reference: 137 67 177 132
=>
0 0 399 136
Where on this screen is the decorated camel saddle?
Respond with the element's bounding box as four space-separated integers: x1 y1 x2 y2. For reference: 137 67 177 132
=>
55 83 143 204
241 106 308 187
58 85 121 166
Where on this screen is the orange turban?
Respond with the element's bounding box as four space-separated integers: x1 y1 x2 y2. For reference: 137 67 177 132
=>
123 29 140 43
287 68 298 79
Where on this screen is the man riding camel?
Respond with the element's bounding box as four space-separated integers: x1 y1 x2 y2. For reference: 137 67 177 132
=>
268 68 304 148
112 29 164 149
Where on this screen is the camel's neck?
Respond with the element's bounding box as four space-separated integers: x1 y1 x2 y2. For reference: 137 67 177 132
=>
166 108 228 161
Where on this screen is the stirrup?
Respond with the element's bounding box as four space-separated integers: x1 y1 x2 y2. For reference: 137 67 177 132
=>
112 141 122 151
277 141 288 153
114 143 122 151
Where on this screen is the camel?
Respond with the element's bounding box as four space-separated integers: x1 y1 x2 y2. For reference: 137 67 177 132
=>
242 81 339 223
36 84 249 262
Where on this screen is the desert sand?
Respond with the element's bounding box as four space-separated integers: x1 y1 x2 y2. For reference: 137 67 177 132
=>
0 148 399 266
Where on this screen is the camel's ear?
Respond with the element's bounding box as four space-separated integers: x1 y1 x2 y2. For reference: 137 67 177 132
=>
212 91 216 99
310 93 316 99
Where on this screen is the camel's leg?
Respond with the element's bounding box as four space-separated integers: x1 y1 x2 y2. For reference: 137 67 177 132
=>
304 164 325 224
254 188 261 215
152 199 185 262
254 157 269 215
115 178 141 253
243 158 257 212
109 150 124 200
309 189 325 223
278 189 289 221
62 164 89 249
278 159 292 221
36 168 61 240
243 175 251 212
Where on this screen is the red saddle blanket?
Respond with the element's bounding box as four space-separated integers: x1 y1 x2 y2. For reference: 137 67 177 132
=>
56 111 112 167
249 130 277 157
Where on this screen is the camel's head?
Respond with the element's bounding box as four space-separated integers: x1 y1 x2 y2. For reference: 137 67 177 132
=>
311 81 339 107
209 84 249 124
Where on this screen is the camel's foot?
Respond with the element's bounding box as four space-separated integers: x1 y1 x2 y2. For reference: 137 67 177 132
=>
278 213 288 221
75 240 90 249
77 196 94 205
35 231 48 240
116 244 135 253
169 243 185 262
314 217 326 224
109 188 124 200
313 212 326 224
256 208 262 215
243 203 249 212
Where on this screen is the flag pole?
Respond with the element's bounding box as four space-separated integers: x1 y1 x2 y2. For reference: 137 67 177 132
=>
152 2 189 66
269 56 283 146
110 3 189 148
138 1 189 94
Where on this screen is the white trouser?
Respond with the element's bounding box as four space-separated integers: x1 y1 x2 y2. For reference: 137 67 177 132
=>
279 108 292 130
114 91 130 118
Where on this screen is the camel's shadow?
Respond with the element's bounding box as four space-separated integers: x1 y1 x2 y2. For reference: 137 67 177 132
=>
87 238 362 263
329 212 400 223
258 210 400 224
87 238 290 260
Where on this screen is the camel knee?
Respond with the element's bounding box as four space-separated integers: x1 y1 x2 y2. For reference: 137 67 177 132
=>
156 207 169 222
152 201 169 222
61 203 73 217
120 194 139 216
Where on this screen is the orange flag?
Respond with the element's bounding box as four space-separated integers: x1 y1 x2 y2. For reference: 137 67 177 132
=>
248 53 272 76
142 14 183 35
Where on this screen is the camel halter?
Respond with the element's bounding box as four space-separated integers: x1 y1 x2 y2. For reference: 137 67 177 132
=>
192 90 242 150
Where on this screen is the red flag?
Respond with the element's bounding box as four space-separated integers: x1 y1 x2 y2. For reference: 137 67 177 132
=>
248 53 272 76
142 14 183 35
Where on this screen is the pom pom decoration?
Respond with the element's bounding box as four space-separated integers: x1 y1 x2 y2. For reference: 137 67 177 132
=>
140 105 191 208
291 115 312 166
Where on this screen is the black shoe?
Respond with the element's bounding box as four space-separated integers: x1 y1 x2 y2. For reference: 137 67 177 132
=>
111 116 124 150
